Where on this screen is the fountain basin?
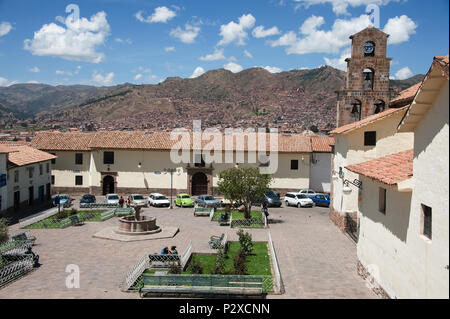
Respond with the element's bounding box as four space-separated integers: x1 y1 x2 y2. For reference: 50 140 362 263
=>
114 216 161 236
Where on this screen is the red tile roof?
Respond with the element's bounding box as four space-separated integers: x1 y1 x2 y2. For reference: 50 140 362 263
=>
311 136 334 152
390 82 422 107
31 131 321 153
0 145 11 154
329 106 408 135
1 144 56 167
346 149 413 185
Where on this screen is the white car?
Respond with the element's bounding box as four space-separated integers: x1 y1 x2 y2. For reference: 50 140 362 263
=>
105 193 120 205
284 192 314 208
297 189 317 198
148 193 170 208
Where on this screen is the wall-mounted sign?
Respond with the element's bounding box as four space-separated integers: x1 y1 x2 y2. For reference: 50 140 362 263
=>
154 172 161 175
73 170 81 173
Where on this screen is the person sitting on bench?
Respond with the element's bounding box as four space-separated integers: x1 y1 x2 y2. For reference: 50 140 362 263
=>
169 246 178 255
160 247 169 255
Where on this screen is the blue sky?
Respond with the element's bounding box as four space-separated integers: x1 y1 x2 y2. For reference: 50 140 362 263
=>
0 0 448 86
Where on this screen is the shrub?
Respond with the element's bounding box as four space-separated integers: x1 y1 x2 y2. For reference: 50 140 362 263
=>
213 248 226 275
237 229 253 256
233 248 247 275
69 208 78 216
168 262 182 274
188 259 204 275
0 218 8 244
55 210 68 219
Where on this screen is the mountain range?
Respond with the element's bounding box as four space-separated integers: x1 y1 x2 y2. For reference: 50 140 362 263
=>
0 66 424 132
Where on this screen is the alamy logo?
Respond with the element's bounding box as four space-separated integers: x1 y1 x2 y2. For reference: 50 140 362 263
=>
170 120 279 174
366 4 380 29
65 264 80 289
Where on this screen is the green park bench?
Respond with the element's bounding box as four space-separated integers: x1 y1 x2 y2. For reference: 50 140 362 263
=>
148 254 181 269
193 207 213 217
68 215 83 226
208 233 225 249
139 274 263 297
114 207 135 217
11 231 36 245
100 210 116 221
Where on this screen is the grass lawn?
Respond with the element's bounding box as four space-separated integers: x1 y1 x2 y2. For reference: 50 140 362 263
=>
24 210 108 229
186 242 271 276
133 242 274 292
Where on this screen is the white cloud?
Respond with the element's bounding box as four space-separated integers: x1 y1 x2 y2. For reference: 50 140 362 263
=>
270 14 374 55
0 22 13 37
0 77 11 86
244 50 253 58
135 7 177 24
294 0 401 16
262 66 283 73
56 66 81 76
323 47 351 71
224 62 243 73
134 74 143 81
91 71 115 86
200 48 226 61
190 67 205 78
29 66 40 73
383 15 418 44
299 15 325 35
165 46 175 52
394 67 413 80
218 14 256 46
170 24 200 44
252 25 281 38
24 11 110 63
115 38 132 44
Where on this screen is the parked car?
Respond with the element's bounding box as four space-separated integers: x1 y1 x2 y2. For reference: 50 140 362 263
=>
175 194 195 207
311 194 330 207
128 194 148 207
105 194 120 205
297 189 317 198
284 192 314 208
148 193 170 207
80 194 96 204
263 191 282 207
52 194 72 207
195 195 220 207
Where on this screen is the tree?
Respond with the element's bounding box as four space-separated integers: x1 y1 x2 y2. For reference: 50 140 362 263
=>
217 167 272 218
309 125 319 133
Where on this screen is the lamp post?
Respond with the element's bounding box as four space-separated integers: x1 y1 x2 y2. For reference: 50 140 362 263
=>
164 168 176 209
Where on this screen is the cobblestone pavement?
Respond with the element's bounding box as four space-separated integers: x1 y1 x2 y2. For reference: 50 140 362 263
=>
0 205 376 299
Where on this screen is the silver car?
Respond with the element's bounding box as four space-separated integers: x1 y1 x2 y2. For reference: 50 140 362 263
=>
195 195 220 208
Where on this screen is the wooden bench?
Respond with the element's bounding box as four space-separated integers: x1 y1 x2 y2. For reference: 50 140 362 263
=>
139 274 263 297
148 254 181 269
209 233 225 249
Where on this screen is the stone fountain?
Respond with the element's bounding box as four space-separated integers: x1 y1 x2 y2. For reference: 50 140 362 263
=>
114 205 161 236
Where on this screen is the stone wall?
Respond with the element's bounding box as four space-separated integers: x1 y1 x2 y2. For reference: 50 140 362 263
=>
357 260 391 299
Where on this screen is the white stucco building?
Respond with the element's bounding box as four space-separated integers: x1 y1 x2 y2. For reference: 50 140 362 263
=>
30 131 333 197
0 144 56 220
346 56 449 299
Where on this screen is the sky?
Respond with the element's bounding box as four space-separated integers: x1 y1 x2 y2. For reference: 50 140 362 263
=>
0 0 448 87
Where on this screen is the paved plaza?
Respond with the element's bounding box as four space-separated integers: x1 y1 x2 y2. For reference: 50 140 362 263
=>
0 204 376 299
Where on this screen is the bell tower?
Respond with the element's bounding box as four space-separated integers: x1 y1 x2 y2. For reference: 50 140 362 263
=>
336 27 397 127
